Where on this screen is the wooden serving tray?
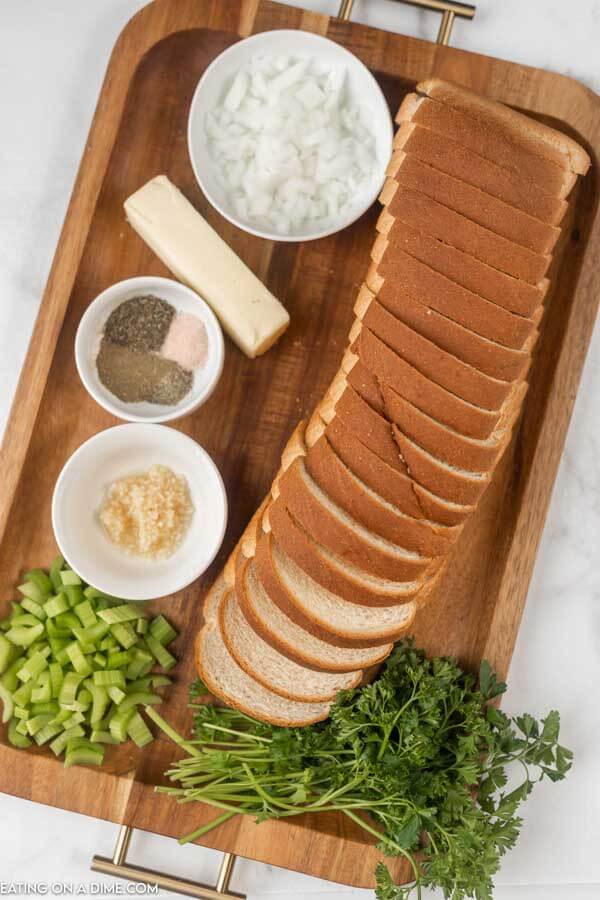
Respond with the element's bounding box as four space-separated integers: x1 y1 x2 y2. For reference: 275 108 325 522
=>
1 0 599 889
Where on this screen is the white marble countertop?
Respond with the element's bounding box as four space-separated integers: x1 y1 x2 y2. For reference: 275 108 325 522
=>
1 2 599 898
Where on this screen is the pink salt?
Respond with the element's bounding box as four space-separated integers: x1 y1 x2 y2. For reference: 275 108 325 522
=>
161 313 208 371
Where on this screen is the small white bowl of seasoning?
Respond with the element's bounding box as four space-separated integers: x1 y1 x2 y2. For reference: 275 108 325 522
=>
75 276 225 424
52 424 228 600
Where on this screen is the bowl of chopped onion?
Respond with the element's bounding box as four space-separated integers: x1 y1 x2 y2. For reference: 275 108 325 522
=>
188 29 393 242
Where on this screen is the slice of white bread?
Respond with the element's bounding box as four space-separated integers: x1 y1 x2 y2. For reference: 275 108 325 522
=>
367 250 539 350
390 123 568 225
374 211 547 317
354 283 530 382
417 78 591 176
195 576 330 726
220 574 362 701
397 93 578 197
256 529 419 641
380 152 560 254
381 184 550 284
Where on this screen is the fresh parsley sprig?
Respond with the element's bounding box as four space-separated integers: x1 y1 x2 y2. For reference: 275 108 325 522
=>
150 641 572 900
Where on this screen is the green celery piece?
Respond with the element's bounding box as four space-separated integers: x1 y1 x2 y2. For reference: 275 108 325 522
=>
1 656 26 692
26 640 46 658
12 681 34 708
46 620 71 639
0 682 14 723
144 635 177 671
31 671 51 703
0 637 20 677
49 637 70 657
150 675 172 689
77 688 92 707
106 650 134 670
6 623 44 648
54 646 71 667
55 611 80 631
84 680 110 724
49 724 85 756
93 670 126 689
119 692 162 714
49 709 72 726
9 613 40 628
62 712 85 729
17 649 50 683
125 649 154 680
17 582 45 604
49 556 65 593
49 662 64 699
65 642 93 677
16 718 30 737
99 637 119 652
109 706 134 742
107 686 126 705
126 711 153 748
34 721 64 746
60 570 82 587
43 593 70 619
126 677 152 693
31 701 59 716
136 618 148 635
64 585 84 609
72 622 110 645
84 586 120 602
74 600 97 628
90 730 118 744
8 718 32 748
64 742 104 769
25 568 53 595
20 598 47 621
149 615 177 646
26 714 54 736
14 706 29 720
93 653 107 669
59 672 85 708
98 604 145 625
110 623 138 650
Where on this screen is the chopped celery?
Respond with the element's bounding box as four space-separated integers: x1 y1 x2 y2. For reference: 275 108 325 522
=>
55 611 80 631
49 661 63 699
6 623 44 647
16 718 30 737
0 682 14 723
126 712 153 748
14 706 29 720
74 600 97 628
60 570 81 587
127 677 152 693
59 672 85 708
99 637 119 652
107 686 126 705
85 681 110 725
31 671 51 703
49 555 65 593
111 623 138 650
98 604 145 625
25 569 53 596
17 582 45 604
84 586 120 602
1 656 25 692
26 714 54 736
46 620 71 639
109 707 134 742
125 649 153 680
50 709 72 726
12 681 34 708
54 646 71 667
43 594 70 619
31 701 59 716
93 670 126 689
90 730 118 744
145 635 177 671
107 650 134 670
149 615 177 646
49 637 70 658
119 692 162 714
150 675 172 689
136 618 148 635
72 622 110 645
34 721 64 746
49 725 85 756
17 649 50 683
65 642 92 677
62 712 85 730
20 598 47 621
93 653 107 668
64 585 84 608
64 743 104 769
8 718 32 748
10 614 41 628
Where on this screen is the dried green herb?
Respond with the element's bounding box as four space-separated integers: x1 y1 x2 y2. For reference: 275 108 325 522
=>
96 340 192 405
104 295 174 353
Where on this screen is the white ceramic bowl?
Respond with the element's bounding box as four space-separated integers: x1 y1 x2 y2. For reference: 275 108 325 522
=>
188 29 393 242
52 424 228 601
75 276 224 424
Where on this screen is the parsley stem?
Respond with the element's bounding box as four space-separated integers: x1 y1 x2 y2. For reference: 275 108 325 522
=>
341 808 422 895
178 810 238 845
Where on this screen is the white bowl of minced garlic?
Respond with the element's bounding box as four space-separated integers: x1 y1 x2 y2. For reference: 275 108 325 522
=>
52 424 227 600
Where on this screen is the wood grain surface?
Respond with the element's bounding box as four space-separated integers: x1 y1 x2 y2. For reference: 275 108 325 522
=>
0 0 599 889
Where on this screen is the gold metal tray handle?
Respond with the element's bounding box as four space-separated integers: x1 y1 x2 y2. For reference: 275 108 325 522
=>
91 825 245 900
338 0 476 46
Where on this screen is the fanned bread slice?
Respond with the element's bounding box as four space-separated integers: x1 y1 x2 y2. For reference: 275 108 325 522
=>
256 530 418 641
220 577 362 702
417 78 591 176
267 499 423 606
195 576 330 726
277 456 434 583
355 283 530 382
354 300 511 410
383 184 550 284
368 250 539 350
380 153 560 254
350 328 501 439
390 123 568 225
374 213 547 317
238 556 392 670
305 432 462 556
314 413 475 527
396 93 578 198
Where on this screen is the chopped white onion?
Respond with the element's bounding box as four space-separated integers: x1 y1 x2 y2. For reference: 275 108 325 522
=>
205 53 378 235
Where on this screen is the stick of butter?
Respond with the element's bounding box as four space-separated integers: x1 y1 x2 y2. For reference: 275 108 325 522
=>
124 175 290 358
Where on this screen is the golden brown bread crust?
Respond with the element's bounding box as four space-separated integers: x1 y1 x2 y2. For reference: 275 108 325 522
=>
381 153 560 254
374 213 547 317
390 124 568 225
385 184 551 284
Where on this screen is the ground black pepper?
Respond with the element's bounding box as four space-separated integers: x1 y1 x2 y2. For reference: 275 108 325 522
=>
104 295 174 353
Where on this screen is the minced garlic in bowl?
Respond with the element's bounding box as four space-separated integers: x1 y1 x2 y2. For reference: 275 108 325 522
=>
99 464 194 559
